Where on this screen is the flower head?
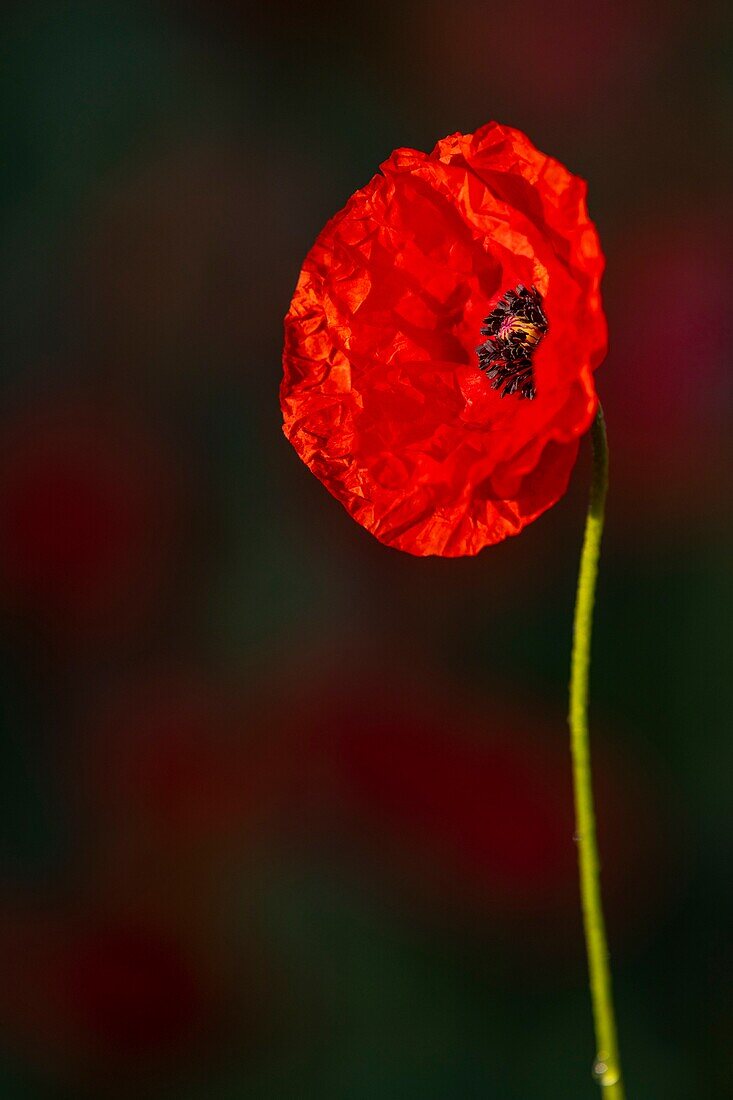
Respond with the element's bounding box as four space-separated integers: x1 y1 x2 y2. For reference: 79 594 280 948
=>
281 122 606 556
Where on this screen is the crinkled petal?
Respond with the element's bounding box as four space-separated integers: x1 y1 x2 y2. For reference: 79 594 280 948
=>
281 122 606 556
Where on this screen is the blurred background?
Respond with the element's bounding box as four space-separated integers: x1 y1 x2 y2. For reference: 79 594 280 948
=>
1 2 731 1097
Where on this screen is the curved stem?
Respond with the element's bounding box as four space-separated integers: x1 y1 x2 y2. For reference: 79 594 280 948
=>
569 405 625 1097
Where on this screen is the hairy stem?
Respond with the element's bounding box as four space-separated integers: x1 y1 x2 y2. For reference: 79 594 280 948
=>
569 405 625 1097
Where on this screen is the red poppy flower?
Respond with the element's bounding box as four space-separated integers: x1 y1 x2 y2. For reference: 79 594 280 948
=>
281 122 606 556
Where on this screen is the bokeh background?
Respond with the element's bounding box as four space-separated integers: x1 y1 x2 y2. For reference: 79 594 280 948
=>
1 2 731 1097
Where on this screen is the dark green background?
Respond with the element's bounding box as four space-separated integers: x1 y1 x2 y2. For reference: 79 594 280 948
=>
1 2 731 1097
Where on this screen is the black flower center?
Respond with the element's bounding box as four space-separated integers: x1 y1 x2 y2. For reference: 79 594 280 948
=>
476 284 548 400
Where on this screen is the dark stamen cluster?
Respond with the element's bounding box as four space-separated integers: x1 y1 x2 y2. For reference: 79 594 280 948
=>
476 284 548 400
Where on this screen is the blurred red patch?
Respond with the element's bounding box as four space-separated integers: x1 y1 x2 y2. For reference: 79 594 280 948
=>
417 1 686 116
299 680 661 933
84 673 289 851
605 212 731 523
60 921 205 1054
0 909 211 1073
0 397 179 643
333 714 574 903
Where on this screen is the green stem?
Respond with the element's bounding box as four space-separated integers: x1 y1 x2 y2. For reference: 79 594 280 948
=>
569 405 625 1097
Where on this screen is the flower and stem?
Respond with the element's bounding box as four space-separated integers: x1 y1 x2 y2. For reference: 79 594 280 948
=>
282 123 624 1095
